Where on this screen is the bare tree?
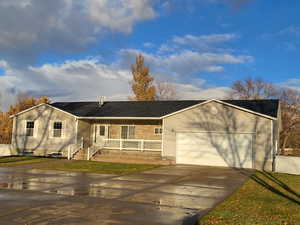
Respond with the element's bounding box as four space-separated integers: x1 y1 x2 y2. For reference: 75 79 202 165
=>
228 77 300 152
156 81 178 100
279 89 300 151
229 77 278 100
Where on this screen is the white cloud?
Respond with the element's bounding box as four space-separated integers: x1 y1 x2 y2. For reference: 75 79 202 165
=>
119 48 252 77
86 0 156 33
158 33 239 54
261 26 300 51
173 82 231 99
0 50 248 110
0 0 156 65
278 26 300 37
262 26 300 40
0 58 131 109
279 78 300 91
143 42 155 48
173 33 238 50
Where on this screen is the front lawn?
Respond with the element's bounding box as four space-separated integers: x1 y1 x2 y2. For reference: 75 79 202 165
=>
33 160 161 174
0 156 59 167
199 171 300 225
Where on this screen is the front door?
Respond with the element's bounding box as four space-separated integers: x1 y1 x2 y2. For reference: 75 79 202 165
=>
93 124 109 146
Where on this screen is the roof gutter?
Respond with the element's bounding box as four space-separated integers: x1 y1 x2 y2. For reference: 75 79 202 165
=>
76 117 161 120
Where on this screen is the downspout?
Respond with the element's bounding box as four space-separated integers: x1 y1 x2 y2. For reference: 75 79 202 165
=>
271 119 275 172
75 118 78 145
161 119 164 158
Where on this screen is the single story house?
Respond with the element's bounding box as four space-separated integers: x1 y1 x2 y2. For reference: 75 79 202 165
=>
10 99 281 170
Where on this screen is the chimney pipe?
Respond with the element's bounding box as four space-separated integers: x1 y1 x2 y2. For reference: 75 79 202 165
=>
99 96 106 107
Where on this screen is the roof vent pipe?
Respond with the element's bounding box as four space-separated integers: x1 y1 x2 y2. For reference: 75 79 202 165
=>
99 96 106 107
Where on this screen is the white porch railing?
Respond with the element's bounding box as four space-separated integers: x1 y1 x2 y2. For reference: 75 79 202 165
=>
103 139 162 152
87 145 103 160
67 137 84 160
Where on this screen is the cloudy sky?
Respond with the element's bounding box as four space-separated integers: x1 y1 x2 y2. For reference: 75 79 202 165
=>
0 0 299 109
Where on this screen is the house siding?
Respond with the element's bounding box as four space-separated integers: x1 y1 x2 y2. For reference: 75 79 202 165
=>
162 101 275 171
11 104 77 156
77 120 91 148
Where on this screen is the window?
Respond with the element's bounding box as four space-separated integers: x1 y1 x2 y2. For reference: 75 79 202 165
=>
53 122 62 138
121 126 135 139
99 125 106 136
154 127 163 135
26 121 34 136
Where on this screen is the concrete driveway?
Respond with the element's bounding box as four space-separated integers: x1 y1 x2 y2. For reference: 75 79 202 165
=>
0 165 251 225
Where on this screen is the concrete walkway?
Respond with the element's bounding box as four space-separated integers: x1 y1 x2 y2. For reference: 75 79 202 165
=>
0 165 252 225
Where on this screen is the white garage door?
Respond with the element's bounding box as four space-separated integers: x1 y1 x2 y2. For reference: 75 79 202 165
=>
176 132 253 168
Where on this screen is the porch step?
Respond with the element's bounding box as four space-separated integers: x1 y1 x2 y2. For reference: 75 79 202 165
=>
99 149 162 158
91 154 173 165
73 148 88 160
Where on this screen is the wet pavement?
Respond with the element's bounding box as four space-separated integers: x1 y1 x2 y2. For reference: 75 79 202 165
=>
0 165 252 225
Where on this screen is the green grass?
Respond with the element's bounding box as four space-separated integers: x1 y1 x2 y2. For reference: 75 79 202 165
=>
199 171 300 225
33 160 161 174
0 156 58 167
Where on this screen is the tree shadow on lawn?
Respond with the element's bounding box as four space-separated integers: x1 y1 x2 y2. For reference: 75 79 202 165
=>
250 170 300 205
194 170 300 225
0 156 55 164
0 156 36 164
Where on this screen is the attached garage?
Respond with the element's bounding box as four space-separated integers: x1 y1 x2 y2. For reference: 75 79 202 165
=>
176 132 253 168
162 99 280 171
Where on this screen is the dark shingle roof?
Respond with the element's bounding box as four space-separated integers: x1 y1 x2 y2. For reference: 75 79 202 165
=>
50 99 279 118
223 100 279 118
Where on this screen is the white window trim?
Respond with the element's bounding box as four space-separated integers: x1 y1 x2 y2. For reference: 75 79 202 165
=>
49 120 65 138
120 125 135 139
25 120 37 137
154 127 163 135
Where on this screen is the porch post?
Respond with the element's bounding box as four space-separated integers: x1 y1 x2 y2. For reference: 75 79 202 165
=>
141 140 144 152
87 147 90 160
75 118 78 145
67 145 71 160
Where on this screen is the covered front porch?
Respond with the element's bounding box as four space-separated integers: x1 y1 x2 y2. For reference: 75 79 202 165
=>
70 119 163 160
103 139 162 152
